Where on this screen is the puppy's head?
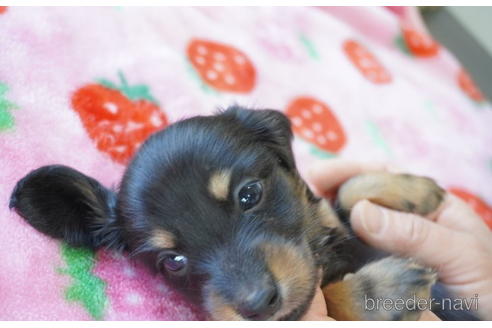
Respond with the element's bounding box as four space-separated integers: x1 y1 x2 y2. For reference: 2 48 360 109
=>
119 106 326 320
10 106 329 320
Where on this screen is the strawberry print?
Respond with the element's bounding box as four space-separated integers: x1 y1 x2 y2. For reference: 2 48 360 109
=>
457 69 486 103
401 27 440 58
72 72 168 164
449 187 492 229
0 82 18 131
343 40 392 84
187 39 256 93
286 97 346 153
58 244 107 320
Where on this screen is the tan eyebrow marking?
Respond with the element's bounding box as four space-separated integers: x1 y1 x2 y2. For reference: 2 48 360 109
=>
149 229 175 249
208 170 232 200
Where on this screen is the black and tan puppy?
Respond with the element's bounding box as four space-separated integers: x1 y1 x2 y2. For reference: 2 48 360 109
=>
10 106 446 320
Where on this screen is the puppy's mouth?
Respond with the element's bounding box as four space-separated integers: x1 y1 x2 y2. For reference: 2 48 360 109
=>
204 241 318 321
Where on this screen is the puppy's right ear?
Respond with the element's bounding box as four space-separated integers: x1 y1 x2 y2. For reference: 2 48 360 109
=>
9 165 124 250
222 106 296 170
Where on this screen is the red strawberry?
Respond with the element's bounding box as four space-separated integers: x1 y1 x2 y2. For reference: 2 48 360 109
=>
72 72 168 164
0 7 7 14
286 97 346 153
402 27 440 58
343 40 392 84
457 69 486 103
187 39 256 93
449 187 492 229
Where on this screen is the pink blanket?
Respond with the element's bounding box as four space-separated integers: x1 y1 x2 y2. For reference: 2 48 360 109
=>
1 6 491 320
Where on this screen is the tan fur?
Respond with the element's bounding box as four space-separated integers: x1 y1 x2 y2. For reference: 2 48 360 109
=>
338 172 445 216
149 229 175 249
208 170 232 201
323 279 360 320
317 199 346 231
206 290 243 320
262 242 315 320
324 257 436 321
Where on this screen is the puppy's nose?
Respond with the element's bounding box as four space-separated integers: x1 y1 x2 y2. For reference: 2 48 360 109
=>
237 285 281 320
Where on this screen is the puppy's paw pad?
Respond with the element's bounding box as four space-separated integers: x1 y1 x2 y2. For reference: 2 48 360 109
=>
348 257 436 320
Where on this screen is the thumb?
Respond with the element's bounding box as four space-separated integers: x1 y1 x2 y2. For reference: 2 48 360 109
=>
350 200 467 270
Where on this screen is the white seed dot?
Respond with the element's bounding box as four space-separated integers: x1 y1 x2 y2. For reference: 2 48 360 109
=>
113 145 127 153
234 55 246 65
312 122 322 132
104 102 118 114
127 121 143 132
112 124 123 133
195 56 205 65
126 292 142 306
197 45 208 55
213 62 225 72
313 104 323 114
224 74 236 85
214 52 226 61
206 70 218 80
291 117 302 127
150 114 163 127
302 110 312 119
302 129 314 139
326 131 338 141
317 135 327 145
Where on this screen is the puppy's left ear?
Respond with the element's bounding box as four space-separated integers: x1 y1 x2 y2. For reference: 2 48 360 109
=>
222 106 295 170
9 165 124 250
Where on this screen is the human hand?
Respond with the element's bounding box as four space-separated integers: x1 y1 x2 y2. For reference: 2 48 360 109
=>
307 159 492 320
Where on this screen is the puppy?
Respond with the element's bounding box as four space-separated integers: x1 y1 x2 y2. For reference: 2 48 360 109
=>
10 106 446 320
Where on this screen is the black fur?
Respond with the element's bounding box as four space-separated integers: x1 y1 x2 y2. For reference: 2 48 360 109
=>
10 165 122 249
9 106 479 321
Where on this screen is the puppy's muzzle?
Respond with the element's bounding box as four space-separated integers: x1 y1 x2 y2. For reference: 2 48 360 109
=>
202 234 316 320
236 274 281 320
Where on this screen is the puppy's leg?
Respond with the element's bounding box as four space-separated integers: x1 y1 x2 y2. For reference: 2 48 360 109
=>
323 256 436 320
322 172 444 320
337 172 445 217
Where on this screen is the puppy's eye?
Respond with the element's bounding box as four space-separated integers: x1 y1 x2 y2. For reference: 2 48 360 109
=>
162 254 188 274
238 181 263 211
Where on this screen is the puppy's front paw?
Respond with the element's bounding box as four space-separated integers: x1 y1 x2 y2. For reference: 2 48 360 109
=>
346 256 436 320
338 172 445 216
397 174 445 216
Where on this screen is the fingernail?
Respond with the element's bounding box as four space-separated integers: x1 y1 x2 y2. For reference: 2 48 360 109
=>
353 200 387 235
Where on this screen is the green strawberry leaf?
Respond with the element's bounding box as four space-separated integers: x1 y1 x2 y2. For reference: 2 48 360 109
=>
296 137 337 158
309 144 336 158
97 78 118 90
0 82 18 131
58 244 107 320
299 33 320 60
394 34 412 57
96 71 159 104
186 59 220 96
0 107 15 130
365 120 393 157
0 83 8 96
